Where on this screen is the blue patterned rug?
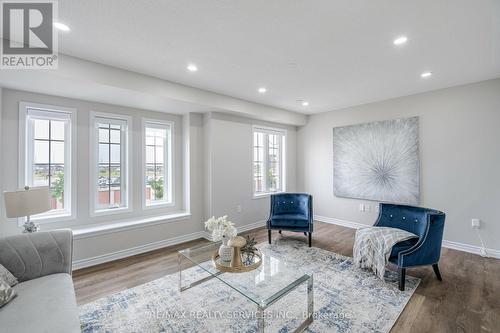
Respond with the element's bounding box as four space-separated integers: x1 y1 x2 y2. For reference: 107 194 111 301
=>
79 239 419 332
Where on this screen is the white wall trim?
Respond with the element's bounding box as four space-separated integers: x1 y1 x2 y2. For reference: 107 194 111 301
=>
314 215 367 230
314 215 500 259
73 229 204 270
441 240 500 259
181 114 191 213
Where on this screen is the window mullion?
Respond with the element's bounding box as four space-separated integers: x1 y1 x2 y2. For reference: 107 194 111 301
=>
276 135 283 191
108 127 111 206
153 140 157 190
264 133 269 192
121 126 126 203
48 120 52 190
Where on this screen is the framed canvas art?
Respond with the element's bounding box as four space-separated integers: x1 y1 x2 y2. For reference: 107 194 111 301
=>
333 117 419 205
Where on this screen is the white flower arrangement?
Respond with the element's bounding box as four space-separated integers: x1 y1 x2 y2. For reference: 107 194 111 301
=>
204 215 237 242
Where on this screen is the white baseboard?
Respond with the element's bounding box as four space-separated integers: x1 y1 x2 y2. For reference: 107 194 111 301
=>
72 231 206 270
441 240 500 259
314 215 368 230
314 215 500 259
203 220 266 241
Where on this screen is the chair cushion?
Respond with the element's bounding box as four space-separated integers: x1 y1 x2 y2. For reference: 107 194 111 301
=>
389 238 419 259
0 273 81 333
270 214 309 228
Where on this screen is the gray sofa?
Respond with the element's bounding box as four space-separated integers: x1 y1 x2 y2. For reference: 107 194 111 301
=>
0 229 81 333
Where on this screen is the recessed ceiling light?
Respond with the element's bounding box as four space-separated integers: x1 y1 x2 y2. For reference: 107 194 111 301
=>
187 64 198 72
302 101 309 107
258 87 267 93
393 36 408 45
420 71 432 78
53 22 70 32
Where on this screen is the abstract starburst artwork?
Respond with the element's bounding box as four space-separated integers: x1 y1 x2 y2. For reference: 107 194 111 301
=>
333 117 419 205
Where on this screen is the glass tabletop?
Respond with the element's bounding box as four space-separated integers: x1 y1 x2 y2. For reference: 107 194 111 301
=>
178 242 311 308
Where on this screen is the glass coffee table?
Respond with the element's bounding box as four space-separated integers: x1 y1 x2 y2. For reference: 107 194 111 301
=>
178 242 313 332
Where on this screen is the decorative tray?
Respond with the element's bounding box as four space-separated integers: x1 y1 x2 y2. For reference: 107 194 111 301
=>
212 251 262 273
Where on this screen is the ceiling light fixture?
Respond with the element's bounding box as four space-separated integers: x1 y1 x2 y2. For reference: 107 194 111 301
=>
420 71 432 78
187 64 198 72
393 36 408 45
53 22 70 32
258 87 267 93
302 101 309 106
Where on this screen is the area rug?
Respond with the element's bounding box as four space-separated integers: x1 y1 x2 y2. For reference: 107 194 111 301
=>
79 239 419 333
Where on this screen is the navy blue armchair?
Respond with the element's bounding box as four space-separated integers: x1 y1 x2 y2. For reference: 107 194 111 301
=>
267 193 313 247
374 203 446 291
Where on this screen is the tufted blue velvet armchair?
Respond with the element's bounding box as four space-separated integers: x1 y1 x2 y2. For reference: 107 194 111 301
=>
267 193 313 247
374 203 446 290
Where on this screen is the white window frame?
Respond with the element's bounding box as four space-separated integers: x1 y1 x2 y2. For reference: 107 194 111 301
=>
142 118 174 209
89 112 132 216
18 102 77 224
252 125 287 198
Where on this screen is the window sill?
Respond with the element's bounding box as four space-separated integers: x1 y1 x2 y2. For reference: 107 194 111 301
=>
142 201 175 210
90 206 132 217
72 211 191 240
252 191 284 200
18 212 75 226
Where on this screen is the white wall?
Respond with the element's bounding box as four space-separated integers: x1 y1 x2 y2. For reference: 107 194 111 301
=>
205 112 297 230
297 78 500 253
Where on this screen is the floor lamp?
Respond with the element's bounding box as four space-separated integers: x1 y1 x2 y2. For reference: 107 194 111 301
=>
3 186 51 233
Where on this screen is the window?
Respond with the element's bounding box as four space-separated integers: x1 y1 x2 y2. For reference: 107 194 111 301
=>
143 120 173 208
90 113 130 215
253 126 286 196
21 102 76 221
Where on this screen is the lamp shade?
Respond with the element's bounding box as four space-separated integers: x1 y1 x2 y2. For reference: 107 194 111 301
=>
3 187 51 218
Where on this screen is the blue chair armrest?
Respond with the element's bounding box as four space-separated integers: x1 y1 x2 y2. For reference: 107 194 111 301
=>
397 212 445 267
374 203 445 268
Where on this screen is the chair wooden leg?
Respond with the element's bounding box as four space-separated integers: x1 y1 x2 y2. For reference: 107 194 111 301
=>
268 229 271 244
432 263 442 281
308 232 312 247
398 267 406 291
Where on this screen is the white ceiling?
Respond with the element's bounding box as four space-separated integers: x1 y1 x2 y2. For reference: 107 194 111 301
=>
51 1 500 114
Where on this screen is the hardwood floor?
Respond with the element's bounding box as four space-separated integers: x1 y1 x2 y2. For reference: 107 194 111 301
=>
73 222 500 333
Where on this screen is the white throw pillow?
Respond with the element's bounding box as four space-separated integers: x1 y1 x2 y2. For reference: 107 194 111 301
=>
0 277 17 308
0 264 18 287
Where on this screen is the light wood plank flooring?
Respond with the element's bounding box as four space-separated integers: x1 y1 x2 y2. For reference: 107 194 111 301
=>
73 222 500 332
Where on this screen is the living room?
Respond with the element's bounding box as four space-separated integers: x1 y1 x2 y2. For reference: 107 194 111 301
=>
0 1 499 332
